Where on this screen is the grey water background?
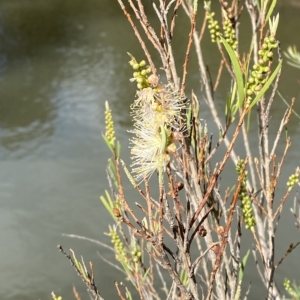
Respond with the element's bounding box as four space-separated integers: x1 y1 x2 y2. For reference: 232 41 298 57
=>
0 0 300 299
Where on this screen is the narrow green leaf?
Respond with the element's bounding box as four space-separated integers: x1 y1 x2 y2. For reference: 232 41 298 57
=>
231 82 240 116
100 193 115 219
219 35 245 108
108 158 118 188
186 104 192 135
249 60 282 109
117 141 121 158
105 190 114 208
102 134 114 153
238 249 250 281
142 268 150 283
265 0 277 23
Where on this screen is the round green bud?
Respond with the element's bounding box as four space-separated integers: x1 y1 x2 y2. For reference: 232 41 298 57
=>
136 77 144 84
137 83 143 89
255 84 262 91
263 56 269 63
266 52 273 58
247 89 254 96
140 70 147 76
256 72 263 79
133 72 140 78
139 60 146 67
133 63 140 70
262 43 268 50
269 37 276 44
253 64 260 71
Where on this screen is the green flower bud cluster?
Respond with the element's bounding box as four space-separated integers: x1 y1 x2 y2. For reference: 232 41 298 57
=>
223 18 237 50
51 294 62 300
207 12 220 43
287 172 299 191
283 278 294 296
105 101 115 145
245 36 277 103
236 159 256 230
109 229 127 263
131 246 142 264
129 57 152 90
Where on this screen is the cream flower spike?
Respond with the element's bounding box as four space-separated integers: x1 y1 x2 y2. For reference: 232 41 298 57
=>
130 83 187 183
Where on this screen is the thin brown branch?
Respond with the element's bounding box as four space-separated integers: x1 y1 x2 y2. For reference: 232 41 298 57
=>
251 228 266 269
270 98 294 158
198 12 208 41
181 9 197 96
73 286 81 300
117 0 157 76
275 242 300 269
248 190 267 216
213 59 224 91
57 245 104 300
206 158 248 300
170 0 182 36
115 282 127 300
190 106 249 229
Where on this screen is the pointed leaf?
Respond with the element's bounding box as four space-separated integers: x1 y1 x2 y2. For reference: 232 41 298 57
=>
219 35 245 107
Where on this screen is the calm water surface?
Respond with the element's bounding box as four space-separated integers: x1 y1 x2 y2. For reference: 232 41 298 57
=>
0 1 299 299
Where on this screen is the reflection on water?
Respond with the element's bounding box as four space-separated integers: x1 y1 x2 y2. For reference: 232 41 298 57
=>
0 0 299 299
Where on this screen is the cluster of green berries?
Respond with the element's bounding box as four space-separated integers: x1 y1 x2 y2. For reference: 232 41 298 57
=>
287 172 299 191
236 159 256 230
223 18 237 50
246 36 277 103
207 12 220 43
109 229 127 263
283 278 295 296
104 101 115 145
131 246 142 264
129 57 152 90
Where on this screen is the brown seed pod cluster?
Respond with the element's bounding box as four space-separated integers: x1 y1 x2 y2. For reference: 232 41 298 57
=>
113 207 122 218
198 225 207 237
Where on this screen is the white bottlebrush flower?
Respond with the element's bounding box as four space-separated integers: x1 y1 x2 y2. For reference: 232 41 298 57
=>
130 124 173 183
131 85 186 130
130 83 186 183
